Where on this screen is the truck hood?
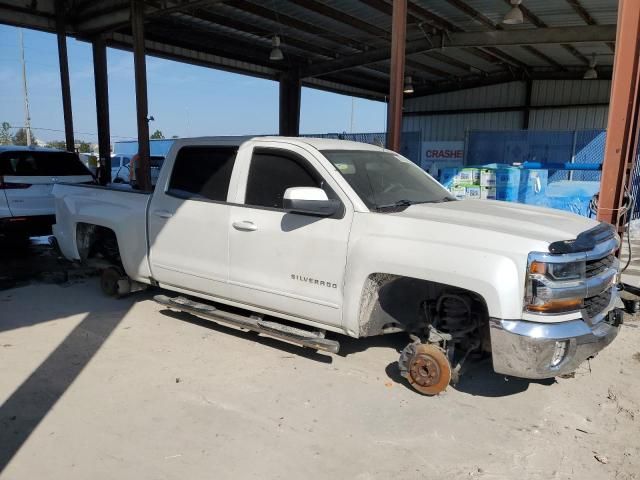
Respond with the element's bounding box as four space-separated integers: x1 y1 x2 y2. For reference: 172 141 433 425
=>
389 199 599 245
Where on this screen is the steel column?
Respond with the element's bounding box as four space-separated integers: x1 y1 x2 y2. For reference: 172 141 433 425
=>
131 0 151 191
56 0 74 152
279 70 301 136
387 0 407 152
92 37 111 184
598 0 640 231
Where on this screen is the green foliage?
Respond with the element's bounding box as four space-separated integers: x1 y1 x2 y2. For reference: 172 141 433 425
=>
150 129 165 140
0 122 11 145
12 127 35 146
78 141 92 153
47 140 67 150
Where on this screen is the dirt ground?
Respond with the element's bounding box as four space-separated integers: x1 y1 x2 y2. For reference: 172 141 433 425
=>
1 274 639 479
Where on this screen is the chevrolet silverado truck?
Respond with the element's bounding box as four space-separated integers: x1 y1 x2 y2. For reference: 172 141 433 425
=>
52 136 622 395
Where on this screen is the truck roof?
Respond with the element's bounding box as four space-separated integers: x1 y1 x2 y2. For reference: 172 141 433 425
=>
170 136 387 152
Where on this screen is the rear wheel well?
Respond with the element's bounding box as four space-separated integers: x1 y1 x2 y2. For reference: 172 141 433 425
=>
75 223 122 266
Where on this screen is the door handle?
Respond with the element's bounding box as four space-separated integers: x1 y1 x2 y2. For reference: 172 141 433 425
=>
153 210 173 219
232 220 257 232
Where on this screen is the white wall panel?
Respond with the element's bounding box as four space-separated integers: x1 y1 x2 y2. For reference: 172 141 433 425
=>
403 111 523 141
403 79 611 141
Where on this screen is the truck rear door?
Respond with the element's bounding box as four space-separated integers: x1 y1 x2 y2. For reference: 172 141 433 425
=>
227 141 353 328
147 145 238 297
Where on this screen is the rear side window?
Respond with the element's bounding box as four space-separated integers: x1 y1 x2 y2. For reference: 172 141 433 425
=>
167 146 237 201
0 151 91 176
245 149 320 209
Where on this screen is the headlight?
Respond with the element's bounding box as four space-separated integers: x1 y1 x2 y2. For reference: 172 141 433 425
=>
525 255 586 314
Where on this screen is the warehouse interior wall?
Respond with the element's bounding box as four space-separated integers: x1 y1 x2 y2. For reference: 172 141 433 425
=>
403 80 612 142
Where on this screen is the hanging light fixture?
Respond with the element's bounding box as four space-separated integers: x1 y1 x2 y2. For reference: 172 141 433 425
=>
583 54 598 80
502 0 524 25
403 76 414 94
270 35 284 61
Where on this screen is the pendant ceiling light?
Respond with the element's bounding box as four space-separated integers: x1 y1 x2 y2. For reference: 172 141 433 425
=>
503 0 524 25
270 35 284 61
403 76 414 94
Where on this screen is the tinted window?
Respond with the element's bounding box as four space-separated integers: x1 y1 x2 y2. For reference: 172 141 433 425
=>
0 151 91 176
245 150 320 209
168 146 237 201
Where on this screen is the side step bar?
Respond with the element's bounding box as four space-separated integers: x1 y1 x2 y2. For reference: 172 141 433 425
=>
154 295 340 354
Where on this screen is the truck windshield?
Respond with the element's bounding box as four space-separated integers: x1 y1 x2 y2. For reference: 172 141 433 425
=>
321 150 455 211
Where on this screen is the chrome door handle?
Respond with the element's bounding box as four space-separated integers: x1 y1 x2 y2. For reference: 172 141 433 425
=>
153 210 173 219
232 220 257 232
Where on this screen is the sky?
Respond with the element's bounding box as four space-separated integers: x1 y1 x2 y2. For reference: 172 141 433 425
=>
0 25 387 144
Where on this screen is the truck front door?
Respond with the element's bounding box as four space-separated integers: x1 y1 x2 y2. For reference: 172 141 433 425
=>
228 143 352 329
147 145 238 297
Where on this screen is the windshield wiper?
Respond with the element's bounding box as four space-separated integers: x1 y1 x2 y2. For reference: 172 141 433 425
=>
374 199 413 211
374 197 455 211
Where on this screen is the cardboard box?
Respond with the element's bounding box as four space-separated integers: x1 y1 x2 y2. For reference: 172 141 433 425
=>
480 169 496 187
465 185 481 199
457 168 480 185
480 186 497 200
451 186 467 200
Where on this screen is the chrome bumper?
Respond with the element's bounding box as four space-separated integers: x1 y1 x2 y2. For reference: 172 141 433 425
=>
489 310 621 379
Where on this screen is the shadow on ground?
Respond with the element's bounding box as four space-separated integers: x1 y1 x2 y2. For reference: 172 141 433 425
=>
0 238 130 473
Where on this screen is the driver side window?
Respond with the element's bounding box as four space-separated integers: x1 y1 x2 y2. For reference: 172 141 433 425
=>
245 149 320 209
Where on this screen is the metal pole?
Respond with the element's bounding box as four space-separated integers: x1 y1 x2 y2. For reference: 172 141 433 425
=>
92 37 111 184
131 0 151 191
278 70 301 136
387 0 407 152
598 0 640 231
19 30 32 146
56 0 74 152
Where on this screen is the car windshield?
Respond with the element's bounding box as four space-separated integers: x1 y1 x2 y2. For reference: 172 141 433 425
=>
321 150 455 211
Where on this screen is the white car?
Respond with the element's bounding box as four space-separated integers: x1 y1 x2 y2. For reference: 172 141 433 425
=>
52 137 621 394
1 146 94 238
111 154 131 183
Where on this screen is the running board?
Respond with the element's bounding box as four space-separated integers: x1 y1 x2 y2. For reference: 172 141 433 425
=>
154 295 340 354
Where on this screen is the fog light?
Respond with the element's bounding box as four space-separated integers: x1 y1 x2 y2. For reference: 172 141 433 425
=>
551 340 569 367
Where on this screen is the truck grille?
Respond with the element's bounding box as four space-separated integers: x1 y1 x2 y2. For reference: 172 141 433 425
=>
583 288 612 319
586 253 615 278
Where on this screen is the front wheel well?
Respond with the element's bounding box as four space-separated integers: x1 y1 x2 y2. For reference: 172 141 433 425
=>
358 273 491 349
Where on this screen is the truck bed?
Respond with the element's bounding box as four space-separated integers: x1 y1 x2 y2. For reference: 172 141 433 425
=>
52 182 153 282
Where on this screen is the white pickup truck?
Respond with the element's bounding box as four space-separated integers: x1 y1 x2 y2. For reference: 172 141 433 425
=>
52 136 622 395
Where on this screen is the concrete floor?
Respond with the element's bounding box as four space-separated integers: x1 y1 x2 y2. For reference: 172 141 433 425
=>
1 249 640 479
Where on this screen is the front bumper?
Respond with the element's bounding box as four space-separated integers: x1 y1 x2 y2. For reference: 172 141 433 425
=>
489 308 622 379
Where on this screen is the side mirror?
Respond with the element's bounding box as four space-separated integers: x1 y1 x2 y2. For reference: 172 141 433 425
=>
283 187 340 217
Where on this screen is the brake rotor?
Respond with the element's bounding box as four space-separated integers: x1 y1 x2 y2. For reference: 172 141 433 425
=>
406 344 451 395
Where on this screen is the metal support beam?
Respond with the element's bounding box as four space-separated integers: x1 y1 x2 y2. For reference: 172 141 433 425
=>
92 37 111 184
598 0 640 231
302 25 617 78
56 0 74 152
523 79 532 129
279 70 301 136
387 0 406 153
131 0 151 191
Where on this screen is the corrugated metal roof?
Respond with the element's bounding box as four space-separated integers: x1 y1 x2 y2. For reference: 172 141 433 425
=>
0 0 620 100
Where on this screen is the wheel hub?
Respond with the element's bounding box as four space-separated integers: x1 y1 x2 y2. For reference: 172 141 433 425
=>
401 343 452 395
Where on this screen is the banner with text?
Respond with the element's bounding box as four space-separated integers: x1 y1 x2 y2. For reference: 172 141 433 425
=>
421 141 465 175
